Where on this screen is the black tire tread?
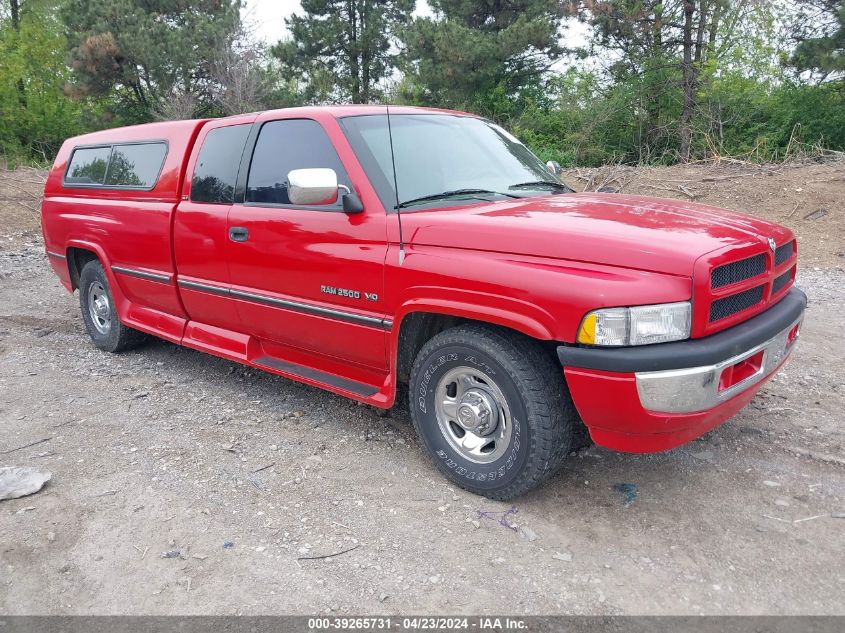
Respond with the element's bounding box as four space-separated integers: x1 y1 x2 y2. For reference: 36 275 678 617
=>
410 324 577 500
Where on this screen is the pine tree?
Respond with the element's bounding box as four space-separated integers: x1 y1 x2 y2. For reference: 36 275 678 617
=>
272 0 415 104
791 0 845 79
62 0 242 118
400 0 565 112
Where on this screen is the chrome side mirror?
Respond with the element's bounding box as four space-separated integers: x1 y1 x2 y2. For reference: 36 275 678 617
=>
546 160 562 176
288 168 339 205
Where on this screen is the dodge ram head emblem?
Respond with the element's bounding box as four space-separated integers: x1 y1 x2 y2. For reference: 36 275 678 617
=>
768 237 777 252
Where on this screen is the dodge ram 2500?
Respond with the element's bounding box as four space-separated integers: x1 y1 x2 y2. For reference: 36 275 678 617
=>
42 106 806 499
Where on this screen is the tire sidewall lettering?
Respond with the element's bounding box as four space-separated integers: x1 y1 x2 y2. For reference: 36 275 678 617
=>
416 346 528 489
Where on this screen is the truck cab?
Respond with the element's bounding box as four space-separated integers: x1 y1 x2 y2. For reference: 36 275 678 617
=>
42 106 806 499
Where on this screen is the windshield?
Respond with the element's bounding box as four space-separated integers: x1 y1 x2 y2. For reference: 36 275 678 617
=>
340 113 564 211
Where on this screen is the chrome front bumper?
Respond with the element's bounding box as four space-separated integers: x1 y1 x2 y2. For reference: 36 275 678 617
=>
635 316 802 414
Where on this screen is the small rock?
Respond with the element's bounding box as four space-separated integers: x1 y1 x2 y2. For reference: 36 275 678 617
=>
0 466 52 501
774 499 791 507
471 520 480 529
223 541 234 549
520 526 539 542
691 450 714 462
47 531 56 542
192 554 208 560
161 549 186 559
256 546 266 552
429 575 441 584
553 551 573 562
831 511 845 519
379 593 388 602
763 480 781 487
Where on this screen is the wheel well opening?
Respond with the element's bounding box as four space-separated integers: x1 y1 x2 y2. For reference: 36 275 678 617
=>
396 313 562 384
66 248 99 291
396 312 462 384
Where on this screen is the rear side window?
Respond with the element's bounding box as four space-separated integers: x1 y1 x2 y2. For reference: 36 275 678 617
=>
246 119 350 206
64 142 167 189
191 124 251 204
65 146 112 185
105 143 167 187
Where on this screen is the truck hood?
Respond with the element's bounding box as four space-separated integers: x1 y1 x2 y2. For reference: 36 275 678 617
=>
403 192 792 276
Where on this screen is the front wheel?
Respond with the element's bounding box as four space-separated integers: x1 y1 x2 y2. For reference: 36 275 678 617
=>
409 324 577 499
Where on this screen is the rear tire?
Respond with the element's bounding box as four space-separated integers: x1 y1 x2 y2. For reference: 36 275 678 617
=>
409 324 577 499
78 260 146 353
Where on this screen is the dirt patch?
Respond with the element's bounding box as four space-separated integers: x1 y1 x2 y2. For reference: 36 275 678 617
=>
563 159 845 268
0 168 46 249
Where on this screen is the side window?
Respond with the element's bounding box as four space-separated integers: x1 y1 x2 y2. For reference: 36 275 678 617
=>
65 146 112 185
246 119 349 206
105 143 167 187
191 124 251 204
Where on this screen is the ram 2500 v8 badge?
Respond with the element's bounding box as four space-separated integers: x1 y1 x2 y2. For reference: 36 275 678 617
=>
41 106 806 499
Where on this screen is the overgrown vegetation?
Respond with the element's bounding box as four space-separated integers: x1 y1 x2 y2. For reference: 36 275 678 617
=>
1 0 844 166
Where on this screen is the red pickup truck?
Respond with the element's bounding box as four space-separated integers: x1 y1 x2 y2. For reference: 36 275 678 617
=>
42 106 805 499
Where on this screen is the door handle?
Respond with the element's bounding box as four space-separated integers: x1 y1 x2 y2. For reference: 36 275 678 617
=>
229 226 249 242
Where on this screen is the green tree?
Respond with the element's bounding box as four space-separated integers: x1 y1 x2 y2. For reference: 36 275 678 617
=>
1 0 102 160
400 0 565 114
791 0 845 78
570 0 772 162
62 0 242 119
272 0 415 104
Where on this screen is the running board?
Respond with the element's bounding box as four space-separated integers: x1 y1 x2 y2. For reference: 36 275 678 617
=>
253 356 379 398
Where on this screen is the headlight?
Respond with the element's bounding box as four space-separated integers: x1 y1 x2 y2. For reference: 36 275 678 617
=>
577 302 691 346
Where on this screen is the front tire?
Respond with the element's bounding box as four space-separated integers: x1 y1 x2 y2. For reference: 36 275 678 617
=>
78 260 146 353
409 324 576 499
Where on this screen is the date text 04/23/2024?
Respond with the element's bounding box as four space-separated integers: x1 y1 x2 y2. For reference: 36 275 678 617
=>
307 617 527 630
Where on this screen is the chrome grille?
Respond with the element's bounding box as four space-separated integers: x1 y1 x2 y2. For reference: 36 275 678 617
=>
775 241 794 266
709 285 765 322
772 268 793 295
711 254 766 289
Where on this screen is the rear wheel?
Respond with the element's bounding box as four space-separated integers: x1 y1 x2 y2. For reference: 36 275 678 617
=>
409 324 577 499
78 260 146 352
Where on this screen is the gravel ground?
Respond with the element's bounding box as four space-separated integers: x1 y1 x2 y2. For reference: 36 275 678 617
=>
0 236 843 615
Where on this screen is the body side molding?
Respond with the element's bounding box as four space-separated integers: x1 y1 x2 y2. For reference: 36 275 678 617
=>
177 278 392 331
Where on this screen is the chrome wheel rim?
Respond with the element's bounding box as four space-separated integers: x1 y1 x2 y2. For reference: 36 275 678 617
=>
434 366 512 464
87 281 111 335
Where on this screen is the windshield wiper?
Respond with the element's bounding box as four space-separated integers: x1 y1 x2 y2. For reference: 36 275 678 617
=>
508 180 574 193
397 188 520 209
